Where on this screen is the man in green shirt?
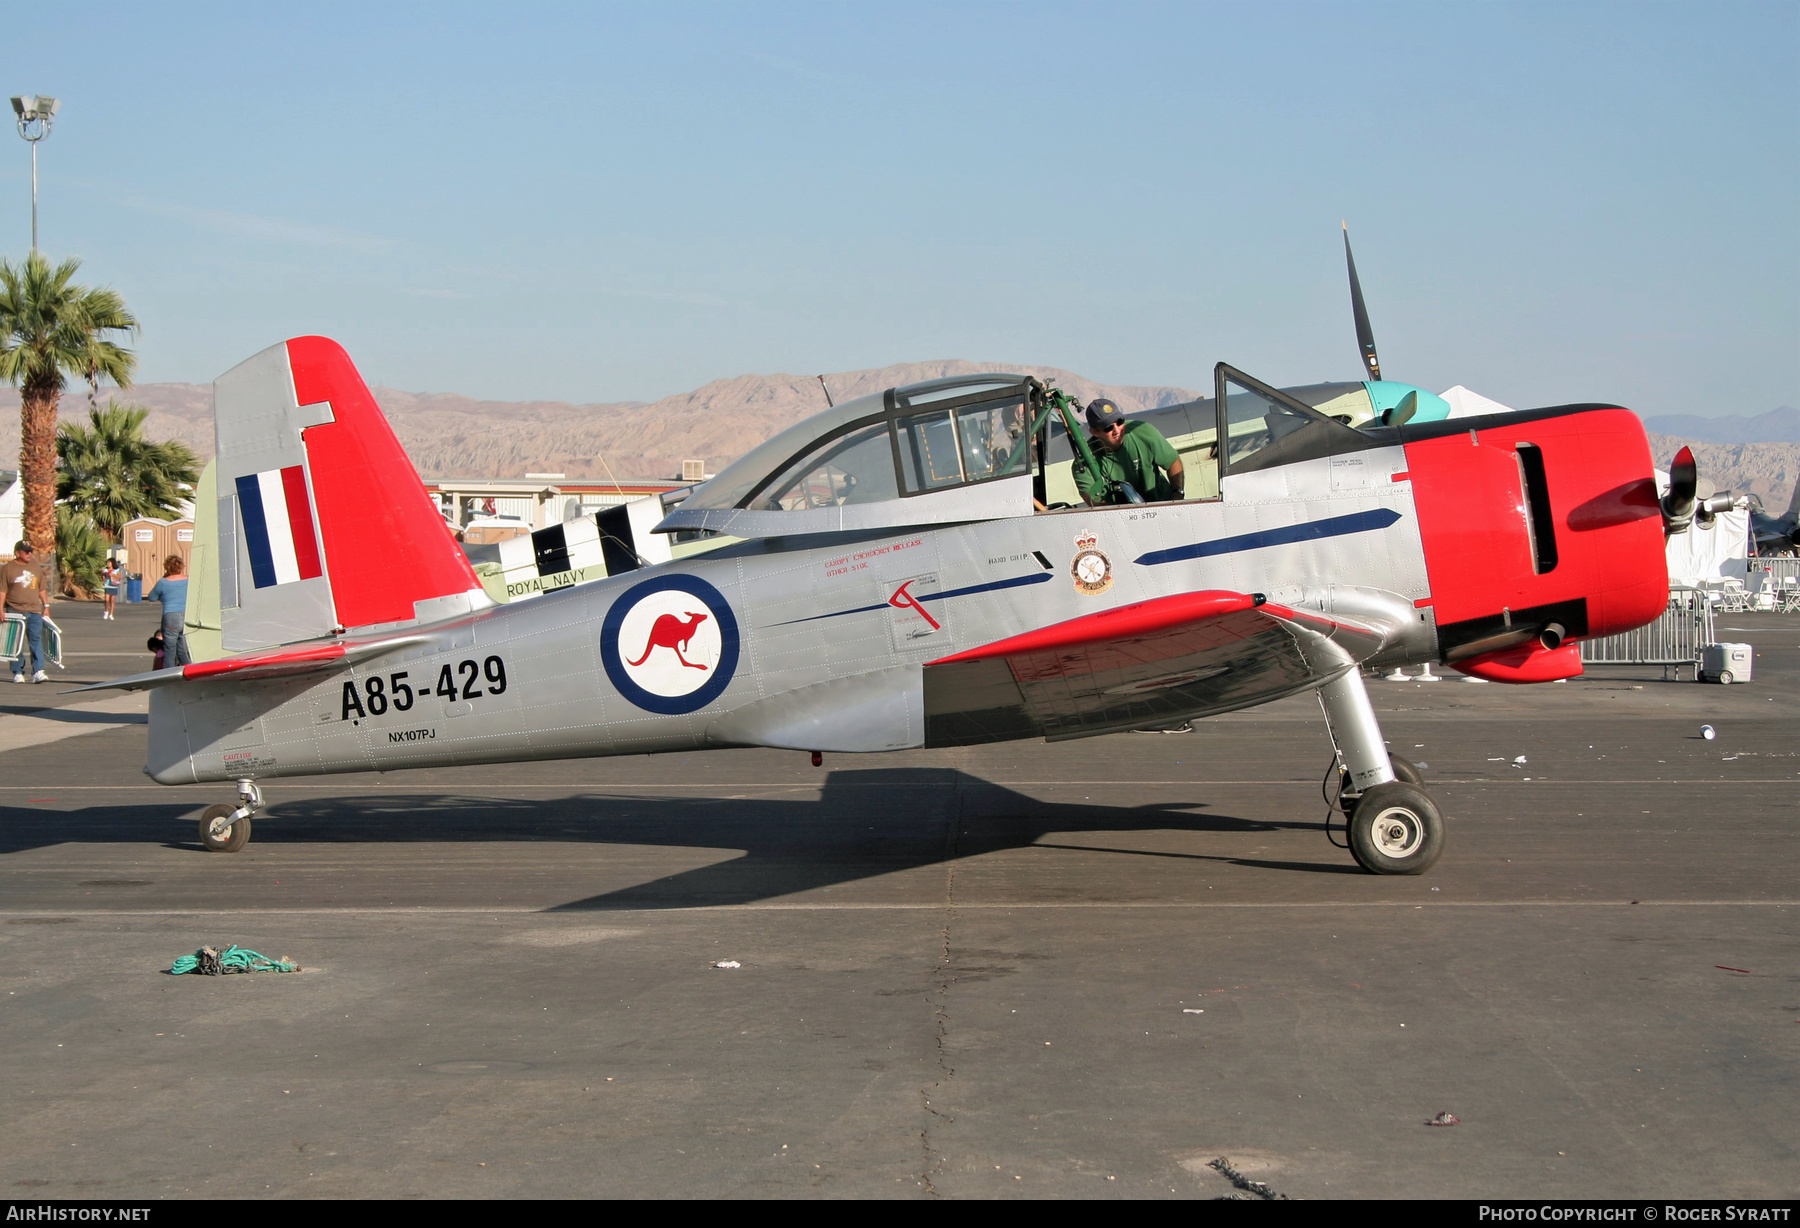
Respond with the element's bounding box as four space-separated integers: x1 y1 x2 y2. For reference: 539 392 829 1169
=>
1075 399 1185 505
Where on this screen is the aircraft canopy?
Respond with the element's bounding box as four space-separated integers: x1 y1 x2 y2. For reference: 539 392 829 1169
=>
657 374 1037 538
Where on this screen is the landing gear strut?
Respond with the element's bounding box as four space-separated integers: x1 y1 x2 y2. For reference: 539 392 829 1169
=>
1318 670 1445 875
199 779 263 853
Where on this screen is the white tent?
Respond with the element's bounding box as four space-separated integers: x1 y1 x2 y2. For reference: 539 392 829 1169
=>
1665 510 1750 585
1438 385 1518 419
0 472 19 551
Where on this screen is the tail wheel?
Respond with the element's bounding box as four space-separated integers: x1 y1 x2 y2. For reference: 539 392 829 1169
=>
199 804 251 853
1346 781 1444 875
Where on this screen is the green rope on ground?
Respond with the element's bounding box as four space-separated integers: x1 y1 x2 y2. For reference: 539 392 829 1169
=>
168 944 300 975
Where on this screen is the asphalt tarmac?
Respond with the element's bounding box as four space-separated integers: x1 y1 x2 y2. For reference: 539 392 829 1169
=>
1 599 1795 1199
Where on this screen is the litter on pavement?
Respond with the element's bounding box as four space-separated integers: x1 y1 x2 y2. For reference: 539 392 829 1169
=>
168 944 300 975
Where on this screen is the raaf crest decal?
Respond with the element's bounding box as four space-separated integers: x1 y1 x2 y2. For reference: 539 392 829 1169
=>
601 574 740 714
1071 533 1113 596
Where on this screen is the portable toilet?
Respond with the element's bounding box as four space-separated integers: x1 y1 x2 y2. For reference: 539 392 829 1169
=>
123 516 195 589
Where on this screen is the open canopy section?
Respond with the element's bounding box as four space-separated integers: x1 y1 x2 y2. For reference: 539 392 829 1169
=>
656 374 1037 538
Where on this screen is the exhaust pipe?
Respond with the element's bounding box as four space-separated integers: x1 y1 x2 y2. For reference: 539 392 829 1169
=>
1540 622 1566 651
1694 492 1735 529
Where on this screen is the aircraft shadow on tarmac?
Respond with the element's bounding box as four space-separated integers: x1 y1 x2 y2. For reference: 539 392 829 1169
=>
0 704 146 723
0 767 1359 907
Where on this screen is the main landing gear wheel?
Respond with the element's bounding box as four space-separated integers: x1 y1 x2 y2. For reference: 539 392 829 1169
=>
1346 782 1443 875
199 803 251 853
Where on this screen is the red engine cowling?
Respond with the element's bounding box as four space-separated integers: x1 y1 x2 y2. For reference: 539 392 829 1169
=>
1404 407 1668 679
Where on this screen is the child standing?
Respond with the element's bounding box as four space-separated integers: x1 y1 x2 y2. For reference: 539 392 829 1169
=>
100 558 123 620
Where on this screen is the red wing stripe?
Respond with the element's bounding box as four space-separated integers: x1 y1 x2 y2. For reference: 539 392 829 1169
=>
281 465 324 581
1258 602 1334 630
927 590 1260 665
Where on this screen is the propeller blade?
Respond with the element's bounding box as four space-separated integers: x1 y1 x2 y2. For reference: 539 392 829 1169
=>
1344 221 1381 382
1663 445 1698 535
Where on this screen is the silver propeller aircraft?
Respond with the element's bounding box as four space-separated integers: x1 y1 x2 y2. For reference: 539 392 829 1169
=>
81 330 1677 875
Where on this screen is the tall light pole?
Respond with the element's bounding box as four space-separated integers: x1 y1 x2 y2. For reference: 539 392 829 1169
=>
10 95 59 253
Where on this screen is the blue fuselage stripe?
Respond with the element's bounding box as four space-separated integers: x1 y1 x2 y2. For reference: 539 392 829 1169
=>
925 572 1053 603
780 570 1052 624
1134 508 1402 567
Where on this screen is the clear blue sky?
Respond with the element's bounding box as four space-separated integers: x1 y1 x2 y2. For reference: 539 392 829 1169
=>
4 1 1794 416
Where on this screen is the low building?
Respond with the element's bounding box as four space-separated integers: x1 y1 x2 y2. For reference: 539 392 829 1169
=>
424 477 701 533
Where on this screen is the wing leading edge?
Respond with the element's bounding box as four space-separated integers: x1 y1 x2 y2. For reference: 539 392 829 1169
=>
922 589 1396 745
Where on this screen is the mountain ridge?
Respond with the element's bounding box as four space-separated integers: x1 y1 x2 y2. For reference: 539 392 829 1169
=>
0 360 1198 484
1640 406 1798 445
2 369 1793 503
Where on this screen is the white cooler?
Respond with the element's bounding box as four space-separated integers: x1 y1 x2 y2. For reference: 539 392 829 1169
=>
1700 643 1752 684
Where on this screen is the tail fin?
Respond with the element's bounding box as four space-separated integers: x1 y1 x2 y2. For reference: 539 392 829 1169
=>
213 337 491 651
1785 476 1800 523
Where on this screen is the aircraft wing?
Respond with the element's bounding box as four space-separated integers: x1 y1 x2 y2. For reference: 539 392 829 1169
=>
923 590 1395 743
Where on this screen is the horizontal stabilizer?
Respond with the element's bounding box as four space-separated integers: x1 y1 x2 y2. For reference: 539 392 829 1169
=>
65 633 432 694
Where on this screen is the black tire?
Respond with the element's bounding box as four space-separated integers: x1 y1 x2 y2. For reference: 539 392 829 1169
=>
1346 781 1444 875
1339 757 1423 868
199 804 251 853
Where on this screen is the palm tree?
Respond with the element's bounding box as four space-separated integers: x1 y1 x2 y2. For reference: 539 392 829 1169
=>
58 400 199 540
54 504 107 598
0 253 138 570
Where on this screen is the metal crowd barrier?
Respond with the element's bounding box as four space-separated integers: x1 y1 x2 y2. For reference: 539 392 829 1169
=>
1750 557 1800 585
1579 586 1715 679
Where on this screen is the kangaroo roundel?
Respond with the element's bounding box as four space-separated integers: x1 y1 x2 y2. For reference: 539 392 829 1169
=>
601 574 740 714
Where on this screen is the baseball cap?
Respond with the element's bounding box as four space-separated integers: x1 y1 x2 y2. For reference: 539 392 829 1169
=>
1085 398 1125 430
